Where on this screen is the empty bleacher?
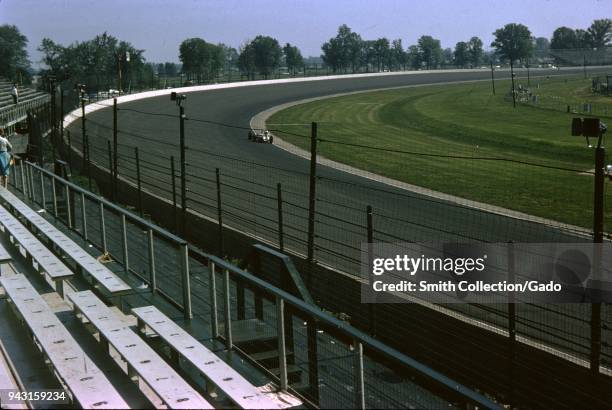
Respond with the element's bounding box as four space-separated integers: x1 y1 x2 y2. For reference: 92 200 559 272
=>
0 184 301 409
0 274 129 409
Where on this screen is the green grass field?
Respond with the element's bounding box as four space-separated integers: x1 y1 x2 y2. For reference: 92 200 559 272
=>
267 75 612 229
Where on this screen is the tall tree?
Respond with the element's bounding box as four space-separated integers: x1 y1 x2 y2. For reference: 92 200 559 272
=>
442 48 453 66
283 43 304 75
218 44 238 73
250 35 282 79
179 38 224 83
454 41 470 68
360 40 376 72
164 62 178 77
468 36 484 67
39 32 149 91
407 45 421 69
491 23 532 107
574 29 591 48
373 38 390 71
390 39 405 70
550 26 578 49
322 25 362 73
587 19 612 48
338 25 363 73
238 41 256 80
491 23 533 63
417 35 442 69
0 25 30 82
321 37 343 73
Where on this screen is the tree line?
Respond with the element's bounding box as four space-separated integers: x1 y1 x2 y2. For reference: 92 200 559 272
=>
0 18 609 88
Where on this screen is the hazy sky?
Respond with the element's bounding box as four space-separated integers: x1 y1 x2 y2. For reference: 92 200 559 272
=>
1 0 610 66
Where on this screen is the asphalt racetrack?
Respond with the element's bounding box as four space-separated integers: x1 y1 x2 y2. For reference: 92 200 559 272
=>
71 67 596 276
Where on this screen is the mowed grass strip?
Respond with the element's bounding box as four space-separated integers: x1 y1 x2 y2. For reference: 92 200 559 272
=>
267 77 612 229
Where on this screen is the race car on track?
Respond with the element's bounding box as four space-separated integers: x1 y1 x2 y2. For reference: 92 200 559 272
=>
248 129 273 144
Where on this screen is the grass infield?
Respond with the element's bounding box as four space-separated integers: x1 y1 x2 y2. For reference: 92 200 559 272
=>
267 75 612 230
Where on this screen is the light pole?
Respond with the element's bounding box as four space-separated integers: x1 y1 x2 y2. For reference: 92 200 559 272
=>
570 117 609 376
170 92 187 236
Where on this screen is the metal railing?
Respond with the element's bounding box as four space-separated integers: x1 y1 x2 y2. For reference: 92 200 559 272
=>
0 94 51 134
8 158 500 409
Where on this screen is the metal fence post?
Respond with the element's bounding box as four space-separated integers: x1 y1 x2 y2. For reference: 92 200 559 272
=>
507 241 516 407
107 140 114 200
179 105 187 236
277 182 284 251
121 214 128 274
148 229 156 293
86 141 92 191
99 202 107 254
307 122 318 264
210 261 219 338
27 164 34 202
51 176 58 217
171 156 177 232
135 147 143 217
18 159 25 193
223 268 232 350
39 170 46 210
508 242 516 341
81 96 87 171
180 243 192 319
80 192 88 241
113 98 118 194
353 340 366 409
277 296 288 391
367 205 376 337
307 317 320 403
591 145 605 375
216 168 224 255
67 130 72 171
65 184 72 229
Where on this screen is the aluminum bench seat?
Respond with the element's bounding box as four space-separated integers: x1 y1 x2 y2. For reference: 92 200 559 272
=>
0 340 27 409
69 291 213 409
0 275 129 409
0 205 72 295
0 241 11 276
133 306 283 409
0 188 130 295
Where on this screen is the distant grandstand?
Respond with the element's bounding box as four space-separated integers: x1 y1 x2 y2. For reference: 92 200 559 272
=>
0 78 49 139
548 47 612 66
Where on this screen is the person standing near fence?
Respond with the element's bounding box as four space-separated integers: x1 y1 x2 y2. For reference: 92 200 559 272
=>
10 84 18 104
0 128 13 188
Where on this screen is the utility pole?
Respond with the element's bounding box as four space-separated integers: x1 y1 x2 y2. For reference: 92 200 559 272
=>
307 122 318 264
113 98 118 200
571 117 606 376
180 104 186 236
510 61 517 108
169 92 187 236
591 129 605 375
80 85 87 171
